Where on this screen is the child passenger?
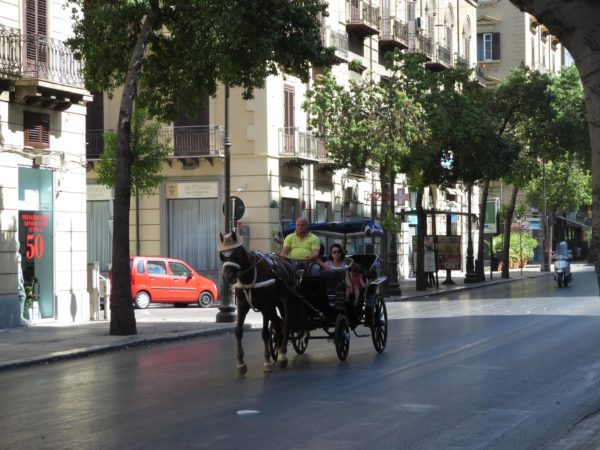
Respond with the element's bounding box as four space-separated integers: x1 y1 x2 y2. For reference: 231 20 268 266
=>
347 263 366 305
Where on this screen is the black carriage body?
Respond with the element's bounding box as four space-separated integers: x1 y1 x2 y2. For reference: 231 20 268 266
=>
272 221 389 361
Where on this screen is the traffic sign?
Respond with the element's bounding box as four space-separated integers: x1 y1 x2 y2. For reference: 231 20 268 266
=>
223 196 245 221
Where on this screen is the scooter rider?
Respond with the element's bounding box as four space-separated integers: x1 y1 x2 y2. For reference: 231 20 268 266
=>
552 240 572 287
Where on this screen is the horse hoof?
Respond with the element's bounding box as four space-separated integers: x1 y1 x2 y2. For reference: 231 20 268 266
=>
263 362 273 373
238 363 248 375
277 356 288 369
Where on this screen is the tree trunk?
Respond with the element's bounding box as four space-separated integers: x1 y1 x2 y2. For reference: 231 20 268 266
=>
476 180 490 281
110 6 160 336
380 170 390 293
416 189 427 290
508 0 600 290
388 172 399 291
501 184 519 279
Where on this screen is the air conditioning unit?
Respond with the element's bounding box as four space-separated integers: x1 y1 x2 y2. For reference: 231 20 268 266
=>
33 155 52 167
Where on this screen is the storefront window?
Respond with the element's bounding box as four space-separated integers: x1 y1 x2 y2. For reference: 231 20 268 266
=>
18 167 54 319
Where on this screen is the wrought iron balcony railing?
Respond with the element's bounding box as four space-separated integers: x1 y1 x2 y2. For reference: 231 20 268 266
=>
323 26 349 61
436 44 453 66
415 33 434 59
86 125 225 160
346 1 380 36
0 25 21 77
0 25 84 88
455 55 469 67
380 18 409 48
279 128 319 161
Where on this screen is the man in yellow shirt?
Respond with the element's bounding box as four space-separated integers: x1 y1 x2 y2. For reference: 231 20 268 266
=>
281 217 322 274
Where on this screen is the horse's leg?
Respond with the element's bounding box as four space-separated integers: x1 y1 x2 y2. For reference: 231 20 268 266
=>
236 292 250 375
261 313 275 373
277 297 289 369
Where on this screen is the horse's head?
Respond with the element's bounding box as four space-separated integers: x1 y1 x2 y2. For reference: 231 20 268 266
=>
219 230 248 284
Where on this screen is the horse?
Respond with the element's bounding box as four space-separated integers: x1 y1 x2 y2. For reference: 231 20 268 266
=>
219 230 297 375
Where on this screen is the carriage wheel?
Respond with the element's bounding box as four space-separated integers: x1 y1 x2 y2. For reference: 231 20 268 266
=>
334 314 350 361
370 295 388 353
268 322 278 361
291 330 310 354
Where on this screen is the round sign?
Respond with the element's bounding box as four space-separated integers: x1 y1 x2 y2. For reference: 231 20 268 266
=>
223 196 245 221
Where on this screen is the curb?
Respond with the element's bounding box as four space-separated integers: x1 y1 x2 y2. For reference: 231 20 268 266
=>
391 272 553 302
0 324 247 371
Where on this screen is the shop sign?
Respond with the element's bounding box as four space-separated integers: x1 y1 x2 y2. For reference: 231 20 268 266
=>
165 181 218 199
19 212 50 260
87 184 112 201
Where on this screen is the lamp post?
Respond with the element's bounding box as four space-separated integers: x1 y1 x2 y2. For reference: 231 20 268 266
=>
216 83 236 323
541 159 550 271
464 185 479 283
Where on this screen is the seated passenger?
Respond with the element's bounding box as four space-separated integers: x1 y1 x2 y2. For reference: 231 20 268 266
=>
324 243 348 270
347 262 366 305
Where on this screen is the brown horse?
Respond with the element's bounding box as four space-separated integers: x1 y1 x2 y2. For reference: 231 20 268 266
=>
219 230 296 375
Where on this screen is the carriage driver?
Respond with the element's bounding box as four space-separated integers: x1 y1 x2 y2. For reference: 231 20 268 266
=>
280 217 322 275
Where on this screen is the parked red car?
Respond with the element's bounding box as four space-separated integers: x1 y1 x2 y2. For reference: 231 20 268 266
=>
129 256 218 309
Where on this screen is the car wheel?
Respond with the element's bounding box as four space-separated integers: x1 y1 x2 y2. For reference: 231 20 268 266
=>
198 291 214 308
134 291 151 309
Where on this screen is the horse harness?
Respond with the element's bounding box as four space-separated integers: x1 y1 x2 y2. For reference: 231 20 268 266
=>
222 251 281 311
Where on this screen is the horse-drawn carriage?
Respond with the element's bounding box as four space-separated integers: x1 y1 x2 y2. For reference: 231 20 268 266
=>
219 220 388 375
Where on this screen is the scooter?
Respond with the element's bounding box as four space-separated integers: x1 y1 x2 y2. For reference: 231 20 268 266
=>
553 255 572 288
552 241 572 288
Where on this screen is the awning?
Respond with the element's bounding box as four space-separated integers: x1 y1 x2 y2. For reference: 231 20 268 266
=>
555 216 590 229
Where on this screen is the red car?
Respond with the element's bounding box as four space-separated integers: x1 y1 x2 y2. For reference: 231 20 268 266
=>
129 256 219 309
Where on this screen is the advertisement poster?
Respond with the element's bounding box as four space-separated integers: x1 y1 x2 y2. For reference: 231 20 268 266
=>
412 235 436 272
437 235 462 270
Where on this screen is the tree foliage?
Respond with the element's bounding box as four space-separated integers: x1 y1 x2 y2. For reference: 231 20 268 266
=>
97 108 170 195
525 154 592 215
68 0 335 335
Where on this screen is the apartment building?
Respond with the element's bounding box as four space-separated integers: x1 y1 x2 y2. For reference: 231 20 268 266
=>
477 0 563 84
85 0 480 284
0 0 90 328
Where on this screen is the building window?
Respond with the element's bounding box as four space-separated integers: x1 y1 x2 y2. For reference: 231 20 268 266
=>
24 111 50 149
283 85 295 153
477 32 500 61
25 0 48 65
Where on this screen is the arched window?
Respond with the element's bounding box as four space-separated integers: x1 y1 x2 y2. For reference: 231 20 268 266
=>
463 16 472 63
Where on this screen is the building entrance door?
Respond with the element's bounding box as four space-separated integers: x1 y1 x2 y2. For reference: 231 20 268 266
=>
18 167 54 319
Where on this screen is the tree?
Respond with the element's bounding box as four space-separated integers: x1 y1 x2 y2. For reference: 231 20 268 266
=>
68 0 334 335
303 56 429 288
525 154 592 243
508 0 600 288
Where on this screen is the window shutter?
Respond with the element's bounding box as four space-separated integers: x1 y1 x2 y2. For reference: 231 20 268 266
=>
24 112 50 149
492 32 501 60
284 85 295 130
25 0 47 62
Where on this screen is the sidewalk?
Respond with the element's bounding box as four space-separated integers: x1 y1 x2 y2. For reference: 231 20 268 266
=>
0 266 552 371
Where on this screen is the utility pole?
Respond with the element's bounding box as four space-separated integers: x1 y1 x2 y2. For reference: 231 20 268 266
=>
216 84 236 323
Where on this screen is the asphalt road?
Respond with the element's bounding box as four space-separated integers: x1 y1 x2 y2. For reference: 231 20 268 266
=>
1 265 600 450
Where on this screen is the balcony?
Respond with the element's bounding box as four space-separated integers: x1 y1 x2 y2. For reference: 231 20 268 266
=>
86 125 225 162
346 1 380 38
455 55 469 67
379 18 409 50
414 33 433 60
0 25 87 110
322 26 349 62
426 44 453 71
476 65 486 85
278 128 319 163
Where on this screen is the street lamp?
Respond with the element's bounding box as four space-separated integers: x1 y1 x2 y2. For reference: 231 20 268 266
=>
464 185 479 283
216 83 236 323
